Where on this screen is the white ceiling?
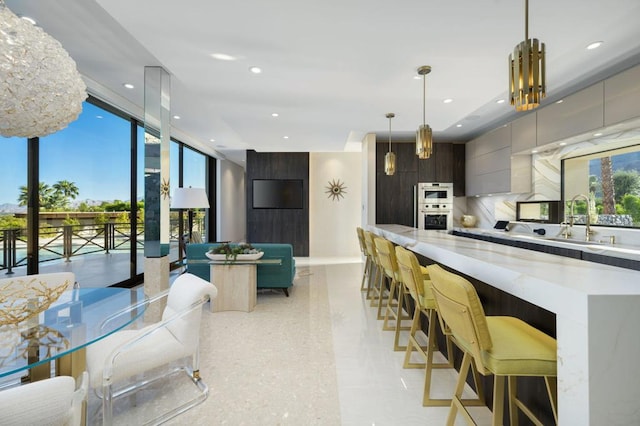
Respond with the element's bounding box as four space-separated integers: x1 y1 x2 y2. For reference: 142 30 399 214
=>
5 0 640 165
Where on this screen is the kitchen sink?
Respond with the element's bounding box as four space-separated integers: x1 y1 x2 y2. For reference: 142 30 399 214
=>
543 237 604 246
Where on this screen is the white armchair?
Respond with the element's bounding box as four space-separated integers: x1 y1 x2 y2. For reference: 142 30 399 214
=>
0 371 88 426
86 273 217 425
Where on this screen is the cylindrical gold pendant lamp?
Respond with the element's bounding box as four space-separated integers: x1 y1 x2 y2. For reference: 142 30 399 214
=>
384 113 396 176
509 0 546 111
416 65 433 159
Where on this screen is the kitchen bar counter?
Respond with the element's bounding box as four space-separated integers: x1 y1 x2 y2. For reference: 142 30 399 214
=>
453 227 640 267
369 224 640 426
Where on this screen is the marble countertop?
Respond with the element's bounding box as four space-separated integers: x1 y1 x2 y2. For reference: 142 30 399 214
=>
369 224 640 322
453 227 640 261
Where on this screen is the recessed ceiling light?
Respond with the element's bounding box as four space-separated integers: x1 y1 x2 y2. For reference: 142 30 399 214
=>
209 139 216 142
283 136 289 139
20 16 37 25
456 124 462 128
443 98 453 104
211 53 237 61
271 113 279 117
556 99 564 104
586 41 603 50
531 149 538 154
413 76 421 80
593 132 603 137
496 99 505 104
173 115 181 120
123 83 134 89
249 66 262 74
559 142 567 146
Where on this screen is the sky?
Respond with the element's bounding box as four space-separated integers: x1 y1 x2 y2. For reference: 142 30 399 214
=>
1 102 206 206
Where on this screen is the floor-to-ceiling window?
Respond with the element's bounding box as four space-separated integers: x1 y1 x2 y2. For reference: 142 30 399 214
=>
1 96 214 285
38 101 133 286
169 140 181 263
0 137 27 275
183 146 208 241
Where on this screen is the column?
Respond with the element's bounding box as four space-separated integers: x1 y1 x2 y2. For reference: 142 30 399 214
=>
143 66 171 307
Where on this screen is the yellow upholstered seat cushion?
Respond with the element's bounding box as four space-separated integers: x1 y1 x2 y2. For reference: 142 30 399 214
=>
479 316 557 377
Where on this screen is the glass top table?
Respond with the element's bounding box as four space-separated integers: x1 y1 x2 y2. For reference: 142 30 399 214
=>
0 287 145 379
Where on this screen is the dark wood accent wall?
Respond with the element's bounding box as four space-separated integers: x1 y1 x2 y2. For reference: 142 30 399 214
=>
376 142 465 225
452 144 466 196
246 150 309 256
376 143 417 227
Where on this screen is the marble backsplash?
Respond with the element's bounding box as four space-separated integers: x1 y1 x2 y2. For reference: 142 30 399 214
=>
458 142 640 247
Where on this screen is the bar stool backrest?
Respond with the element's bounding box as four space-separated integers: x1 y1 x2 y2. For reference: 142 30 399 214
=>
374 237 400 282
395 246 434 309
427 264 493 375
363 231 378 263
356 227 367 255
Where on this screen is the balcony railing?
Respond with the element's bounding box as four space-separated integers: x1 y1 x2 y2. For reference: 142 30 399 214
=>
0 218 203 274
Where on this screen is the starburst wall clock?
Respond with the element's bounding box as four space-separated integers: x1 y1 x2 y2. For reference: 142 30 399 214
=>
325 179 347 201
160 178 170 199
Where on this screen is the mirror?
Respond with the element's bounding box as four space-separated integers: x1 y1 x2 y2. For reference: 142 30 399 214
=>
516 201 562 223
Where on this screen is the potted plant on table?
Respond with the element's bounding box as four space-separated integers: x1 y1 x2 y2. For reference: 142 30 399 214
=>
208 243 262 263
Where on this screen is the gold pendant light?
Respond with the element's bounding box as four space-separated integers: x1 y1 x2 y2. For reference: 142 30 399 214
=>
416 65 433 159
509 0 546 111
384 113 396 176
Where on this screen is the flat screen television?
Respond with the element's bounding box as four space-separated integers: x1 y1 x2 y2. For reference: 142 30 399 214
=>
252 179 304 209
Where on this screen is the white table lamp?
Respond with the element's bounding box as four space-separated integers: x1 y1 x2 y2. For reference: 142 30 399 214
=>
171 187 210 241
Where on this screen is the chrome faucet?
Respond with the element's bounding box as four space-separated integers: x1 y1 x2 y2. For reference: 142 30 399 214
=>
569 194 594 241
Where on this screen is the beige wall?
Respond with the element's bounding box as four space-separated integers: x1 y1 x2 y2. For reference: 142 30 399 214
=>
216 159 246 242
310 152 362 257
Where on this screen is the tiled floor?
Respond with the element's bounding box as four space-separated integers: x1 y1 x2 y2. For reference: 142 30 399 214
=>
156 258 492 425
83 258 492 424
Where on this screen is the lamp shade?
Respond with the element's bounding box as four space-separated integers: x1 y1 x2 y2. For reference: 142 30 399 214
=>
171 187 210 209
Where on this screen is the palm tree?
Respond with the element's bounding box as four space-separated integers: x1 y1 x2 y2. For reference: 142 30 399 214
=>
17 182 54 208
52 180 80 209
600 157 616 214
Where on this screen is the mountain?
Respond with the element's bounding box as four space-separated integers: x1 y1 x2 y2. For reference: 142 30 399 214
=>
589 151 640 177
0 203 26 214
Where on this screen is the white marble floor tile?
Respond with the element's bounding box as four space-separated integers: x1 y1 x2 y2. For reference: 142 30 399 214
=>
117 259 493 425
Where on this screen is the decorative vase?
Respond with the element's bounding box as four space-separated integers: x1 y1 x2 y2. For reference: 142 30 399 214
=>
460 215 478 228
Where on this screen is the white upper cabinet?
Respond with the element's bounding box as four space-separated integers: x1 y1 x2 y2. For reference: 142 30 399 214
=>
604 65 640 126
537 83 604 145
466 125 525 196
511 112 537 154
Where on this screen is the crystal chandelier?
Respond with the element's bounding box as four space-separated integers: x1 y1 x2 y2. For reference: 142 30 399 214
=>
0 0 87 138
416 65 433 159
509 0 546 111
384 113 396 176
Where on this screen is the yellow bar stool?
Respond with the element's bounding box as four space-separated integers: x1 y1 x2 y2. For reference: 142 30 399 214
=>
396 246 485 408
356 227 371 292
362 230 379 301
363 231 387 316
428 264 558 426
374 237 412 351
